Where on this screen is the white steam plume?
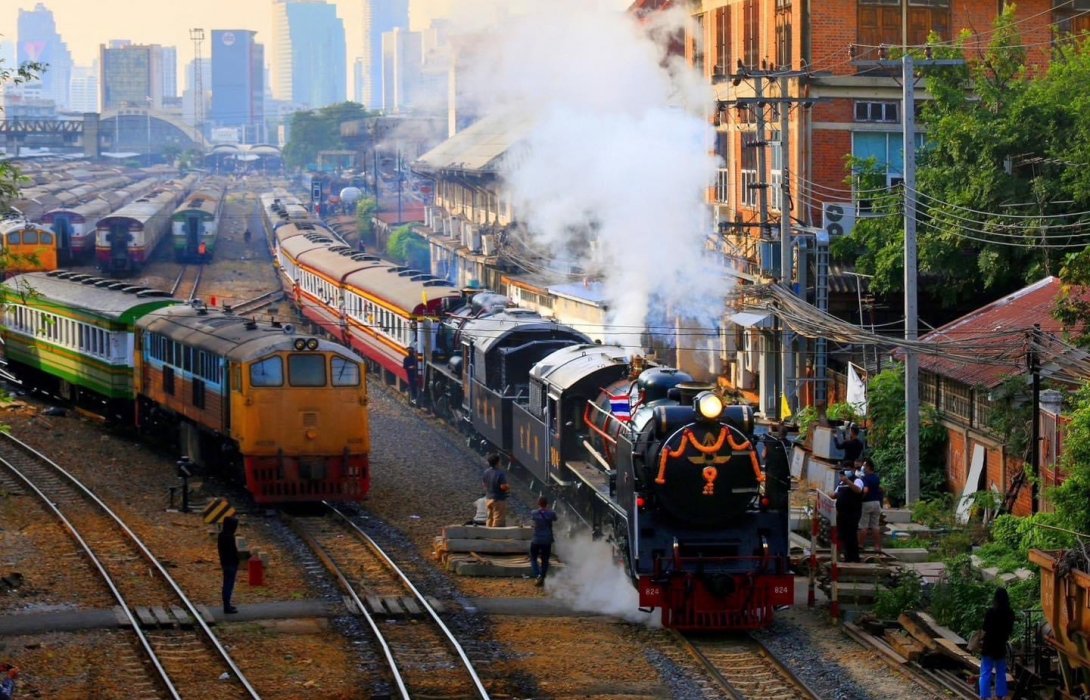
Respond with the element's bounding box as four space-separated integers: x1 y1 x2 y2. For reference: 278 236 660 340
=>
550 530 660 627
446 0 729 349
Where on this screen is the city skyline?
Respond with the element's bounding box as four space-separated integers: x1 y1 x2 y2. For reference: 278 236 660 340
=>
3 0 449 77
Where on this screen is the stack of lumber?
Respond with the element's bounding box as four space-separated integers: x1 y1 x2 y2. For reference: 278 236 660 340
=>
849 611 978 671
433 525 561 577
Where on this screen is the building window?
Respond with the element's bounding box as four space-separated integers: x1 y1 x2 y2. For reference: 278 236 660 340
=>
692 13 705 74
715 6 731 78
741 133 759 209
743 0 759 69
770 132 783 213
855 100 899 123
857 0 950 49
775 3 793 70
1055 1 1090 39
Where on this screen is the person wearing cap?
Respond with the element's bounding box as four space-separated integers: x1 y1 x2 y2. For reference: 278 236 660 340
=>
217 516 240 615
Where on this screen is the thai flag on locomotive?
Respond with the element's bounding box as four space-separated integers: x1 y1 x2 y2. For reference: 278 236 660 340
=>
610 394 631 422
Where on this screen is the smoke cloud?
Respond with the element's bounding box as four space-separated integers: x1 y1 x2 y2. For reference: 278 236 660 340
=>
550 530 660 627
444 0 729 349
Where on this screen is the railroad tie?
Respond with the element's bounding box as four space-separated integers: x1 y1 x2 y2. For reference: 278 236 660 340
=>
399 597 422 617
135 607 157 628
425 596 446 614
342 596 362 615
380 597 407 617
170 605 193 628
195 604 216 625
151 606 173 628
364 595 386 616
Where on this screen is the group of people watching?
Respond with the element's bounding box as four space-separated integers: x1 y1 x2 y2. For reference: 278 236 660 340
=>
830 425 883 563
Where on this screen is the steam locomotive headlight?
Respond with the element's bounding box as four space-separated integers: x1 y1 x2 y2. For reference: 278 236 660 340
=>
306 337 319 350
636 495 647 509
695 391 724 421
293 338 307 350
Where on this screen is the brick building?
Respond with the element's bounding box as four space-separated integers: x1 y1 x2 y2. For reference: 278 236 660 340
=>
688 1 1068 413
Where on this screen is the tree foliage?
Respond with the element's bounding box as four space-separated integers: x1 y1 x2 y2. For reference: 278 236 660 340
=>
0 59 44 215
1050 385 1090 535
386 225 429 270
281 102 369 170
840 8 1090 311
355 196 378 246
866 366 949 505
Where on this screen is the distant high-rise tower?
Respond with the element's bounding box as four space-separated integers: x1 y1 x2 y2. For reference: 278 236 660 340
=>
160 46 178 99
361 0 409 110
210 30 265 142
182 58 212 132
285 1 346 108
68 63 99 112
100 42 165 110
17 3 73 109
381 28 421 114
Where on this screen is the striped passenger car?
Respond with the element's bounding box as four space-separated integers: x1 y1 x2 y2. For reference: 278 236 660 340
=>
0 271 177 419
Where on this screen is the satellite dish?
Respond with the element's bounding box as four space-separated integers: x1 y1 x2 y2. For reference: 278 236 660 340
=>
339 187 363 206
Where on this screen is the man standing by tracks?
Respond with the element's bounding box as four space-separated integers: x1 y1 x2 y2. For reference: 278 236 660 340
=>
529 496 558 587
218 516 240 614
482 453 509 527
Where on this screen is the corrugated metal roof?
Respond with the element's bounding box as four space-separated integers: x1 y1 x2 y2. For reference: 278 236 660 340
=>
918 276 1066 388
413 112 535 174
3 271 177 321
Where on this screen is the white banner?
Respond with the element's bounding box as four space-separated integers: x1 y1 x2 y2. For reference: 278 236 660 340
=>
847 363 868 415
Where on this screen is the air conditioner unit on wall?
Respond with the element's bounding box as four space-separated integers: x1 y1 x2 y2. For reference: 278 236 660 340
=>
449 217 462 239
481 234 496 256
461 223 476 248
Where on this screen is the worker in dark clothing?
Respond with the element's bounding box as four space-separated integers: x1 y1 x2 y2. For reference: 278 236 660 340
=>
402 352 419 403
529 496 558 587
979 587 1016 700
482 453 509 527
834 425 865 467
218 516 240 614
831 469 864 563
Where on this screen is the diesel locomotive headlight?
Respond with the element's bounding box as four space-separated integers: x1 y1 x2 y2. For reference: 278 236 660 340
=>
306 338 319 350
695 391 724 421
293 338 307 350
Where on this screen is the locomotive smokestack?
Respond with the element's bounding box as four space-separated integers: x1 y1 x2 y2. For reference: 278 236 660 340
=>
676 381 715 406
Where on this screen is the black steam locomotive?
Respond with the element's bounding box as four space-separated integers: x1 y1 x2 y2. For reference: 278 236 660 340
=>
424 293 793 631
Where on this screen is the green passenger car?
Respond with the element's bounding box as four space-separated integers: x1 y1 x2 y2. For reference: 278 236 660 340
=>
0 271 178 420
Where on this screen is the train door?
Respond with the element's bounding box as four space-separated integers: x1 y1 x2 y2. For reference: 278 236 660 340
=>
53 217 72 262
107 223 131 272
185 214 200 257
547 394 560 478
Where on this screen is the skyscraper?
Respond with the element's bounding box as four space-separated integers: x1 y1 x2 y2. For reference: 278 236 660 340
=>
160 46 178 99
17 3 72 109
380 28 421 114
210 30 265 142
285 2 346 108
182 58 212 131
361 0 409 110
100 41 164 110
69 64 99 113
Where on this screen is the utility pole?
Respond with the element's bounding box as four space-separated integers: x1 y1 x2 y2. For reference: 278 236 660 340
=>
902 53 920 507
720 63 821 421
190 28 205 145
852 46 963 506
1029 323 1041 514
779 74 795 417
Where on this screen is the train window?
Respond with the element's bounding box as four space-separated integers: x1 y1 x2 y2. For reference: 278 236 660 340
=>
288 354 326 387
164 366 175 395
7 233 18 244
41 232 53 245
23 231 37 244
250 356 283 386
331 358 360 386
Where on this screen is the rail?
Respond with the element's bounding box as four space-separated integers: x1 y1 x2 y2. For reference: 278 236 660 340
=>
0 432 260 699
672 630 820 699
170 264 203 301
231 290 283 316
289 505 489 699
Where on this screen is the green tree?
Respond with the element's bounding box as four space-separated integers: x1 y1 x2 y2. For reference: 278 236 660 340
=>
355 196 378 247
281 102 369 170
386 225 429 270
866 365 949 505
0 58 44 215
1050 385 1090 535
842 8 1088 311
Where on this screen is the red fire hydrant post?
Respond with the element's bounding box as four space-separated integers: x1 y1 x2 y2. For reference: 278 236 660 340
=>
248 555 265 586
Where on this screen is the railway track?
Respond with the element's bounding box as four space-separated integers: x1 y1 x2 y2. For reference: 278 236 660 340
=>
0 433 260 700
231 290 283 316
841 622 978 699
289 506 490 700
171 264 203 301
673 631 820 699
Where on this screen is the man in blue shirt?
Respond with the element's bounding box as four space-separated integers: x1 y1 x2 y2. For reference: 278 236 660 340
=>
530 496 558 587
858 458 883 554
482 453 509 527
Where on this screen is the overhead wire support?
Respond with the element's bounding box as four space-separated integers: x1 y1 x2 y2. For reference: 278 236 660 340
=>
850 45 965 506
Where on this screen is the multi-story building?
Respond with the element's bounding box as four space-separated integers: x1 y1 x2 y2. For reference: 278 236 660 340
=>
68 64 99 113
361 0 410 110
100 41 166 111
17 3 72 110
682 0 1065 415
160 46 178 99
210 30 265 143
285 1 346 108
182 58 212 133
381 27 422 113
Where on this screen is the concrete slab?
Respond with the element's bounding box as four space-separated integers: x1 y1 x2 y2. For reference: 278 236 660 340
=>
885 548 931 563
443 525 532 540
882 509 913 524
467 597 606 618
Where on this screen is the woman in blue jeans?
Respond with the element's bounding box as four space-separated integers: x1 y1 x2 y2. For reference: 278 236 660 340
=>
979 587 1015 699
